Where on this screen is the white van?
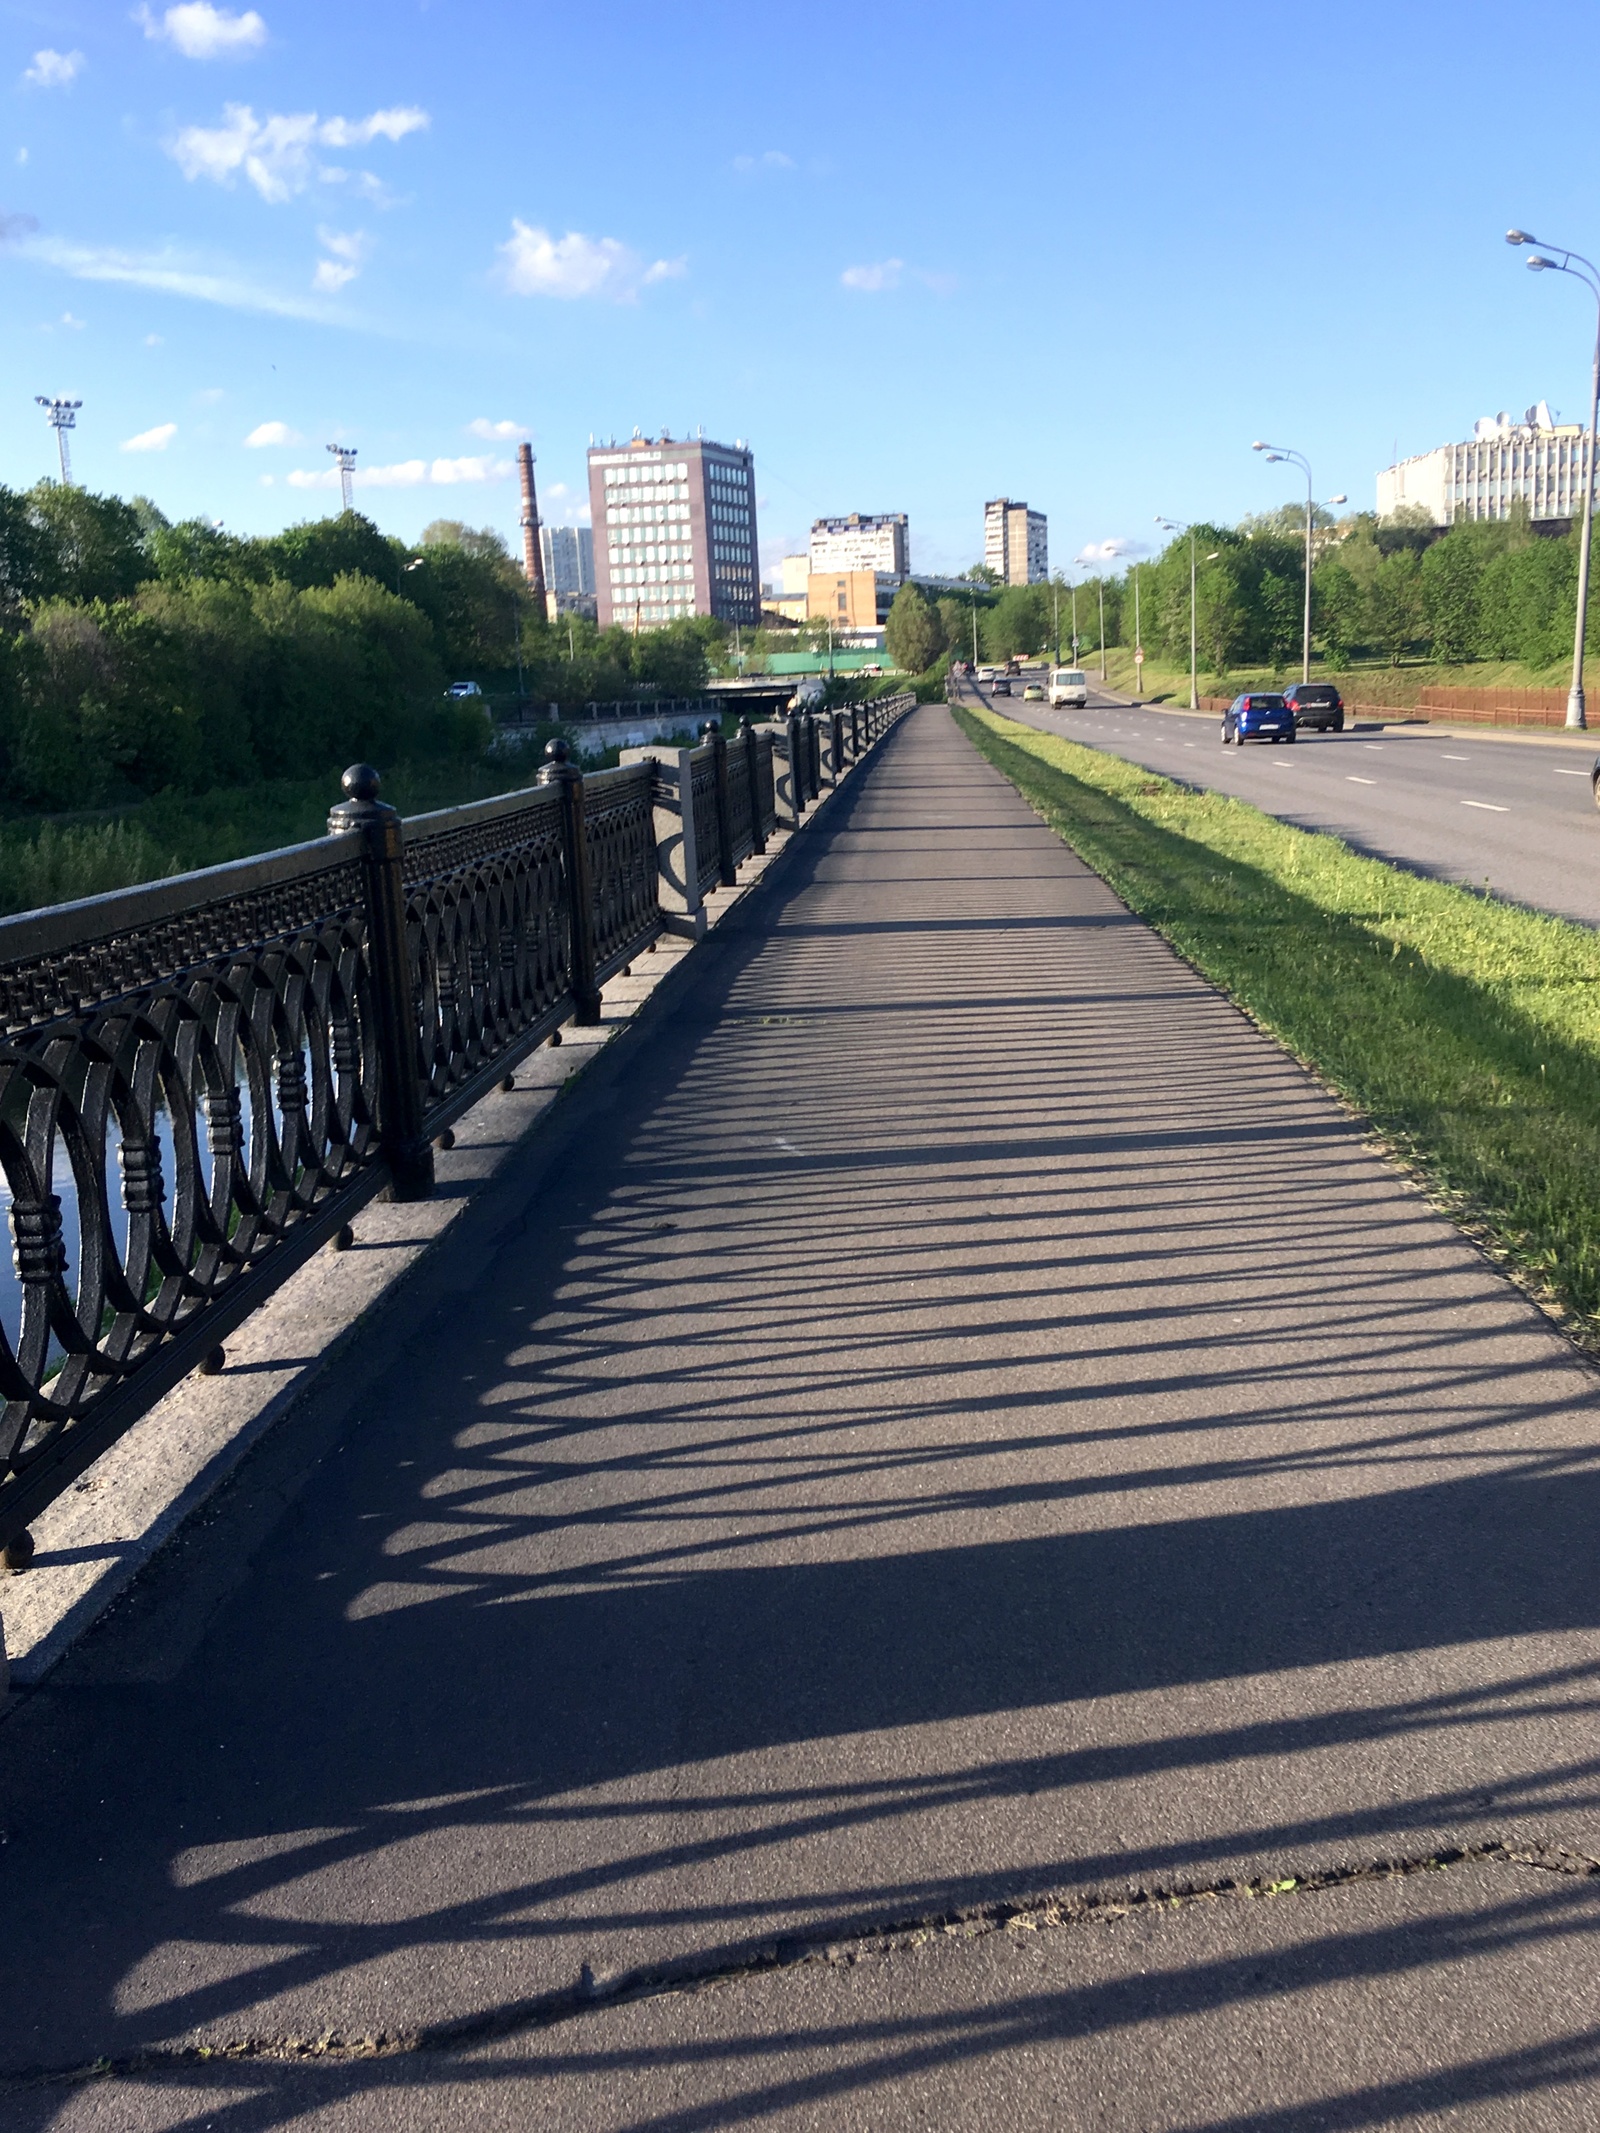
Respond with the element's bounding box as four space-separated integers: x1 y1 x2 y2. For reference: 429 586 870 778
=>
1048 668 1089 707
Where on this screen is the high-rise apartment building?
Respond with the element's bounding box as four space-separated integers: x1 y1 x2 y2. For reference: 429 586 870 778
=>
540 524 595 596
809 512 909 577
588 433 760 629
984 497 1048 585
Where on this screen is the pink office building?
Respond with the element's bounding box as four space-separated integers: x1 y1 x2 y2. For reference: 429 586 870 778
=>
588 432 760 631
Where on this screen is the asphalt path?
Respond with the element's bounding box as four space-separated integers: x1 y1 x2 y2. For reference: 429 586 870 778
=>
10 707 1600 2125
981 680 1600 928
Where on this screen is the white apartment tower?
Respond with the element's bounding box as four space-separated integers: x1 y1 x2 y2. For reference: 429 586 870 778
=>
540 524 595 596
588 433 759 630
1377 404 1591 528
984 497 1048 584
809 512 909 577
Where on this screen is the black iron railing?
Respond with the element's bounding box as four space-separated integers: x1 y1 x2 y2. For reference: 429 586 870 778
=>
0 695 913 1558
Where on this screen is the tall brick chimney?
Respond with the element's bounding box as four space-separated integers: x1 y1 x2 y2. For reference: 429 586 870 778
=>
518 443 547 598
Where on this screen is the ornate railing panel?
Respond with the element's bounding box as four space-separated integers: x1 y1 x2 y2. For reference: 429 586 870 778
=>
688 748 722 898
754 732 777 839
0 692 917 1557
0 842 383 1542
726 743 754 865
404 789 572 1122
585 763 661 980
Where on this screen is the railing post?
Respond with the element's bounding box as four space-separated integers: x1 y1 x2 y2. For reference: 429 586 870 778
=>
741 717 767 855
828 712 843 786
702 720 738 886
850 704 861 759
328 764 434 1201
540 739 602 1026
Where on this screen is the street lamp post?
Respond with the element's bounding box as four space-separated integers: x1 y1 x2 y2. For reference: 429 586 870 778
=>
1250 443 1345 686
1156 518 1203 709
1507 228 1600 729
1133 563 1143 698
1070 578 1080 664
1097 579 1107 680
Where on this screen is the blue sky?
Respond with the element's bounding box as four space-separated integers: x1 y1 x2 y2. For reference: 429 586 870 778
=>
4 0 1600 578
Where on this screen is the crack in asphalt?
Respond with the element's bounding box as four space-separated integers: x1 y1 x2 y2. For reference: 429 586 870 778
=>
7 1838 1598 2094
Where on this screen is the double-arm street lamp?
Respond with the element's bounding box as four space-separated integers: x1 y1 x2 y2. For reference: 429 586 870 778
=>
1155 518 1220 710
1507 228 1600 729
1250 443 1346 686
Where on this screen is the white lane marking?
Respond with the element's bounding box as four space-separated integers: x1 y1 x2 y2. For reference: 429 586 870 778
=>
774 1137 803 1155
1553 768 1589 776
1363 743 1385 749
1347 775 1376 784
1441 753 1470 761
1461 800 1508 812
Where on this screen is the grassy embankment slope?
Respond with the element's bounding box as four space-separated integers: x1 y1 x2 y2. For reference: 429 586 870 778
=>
956 701 1600 1345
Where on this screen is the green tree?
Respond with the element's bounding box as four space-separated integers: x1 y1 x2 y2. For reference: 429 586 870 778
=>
27 480 150 605
1313 558 1365 663
258 511 398 591
1420 534 1485 662
1195 559 1250 675
1367 550 1424 663
885 582 946 672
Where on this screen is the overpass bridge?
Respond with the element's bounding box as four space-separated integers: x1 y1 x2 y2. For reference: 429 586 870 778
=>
2 699 1600 2126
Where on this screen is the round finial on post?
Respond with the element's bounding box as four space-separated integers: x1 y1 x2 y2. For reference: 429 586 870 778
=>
342 764 381 803
700 718 722 742
539 735 576 788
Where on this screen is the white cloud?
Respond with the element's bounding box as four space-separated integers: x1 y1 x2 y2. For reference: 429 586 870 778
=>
144 332 164 345
840 258 954 297
122 421 177 452
732 149 794 173
168 103 428 203
495 220 684 303
841 258 903 292
244 419 301 446
22 232 333 320
136 3 268 57
286 454 513 491
17 148 28 165
1076 538 1148 565
23 49 84 88
311 225 368 292
466 417 529 441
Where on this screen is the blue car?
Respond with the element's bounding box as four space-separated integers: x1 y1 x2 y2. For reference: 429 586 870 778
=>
1222 692 1294 745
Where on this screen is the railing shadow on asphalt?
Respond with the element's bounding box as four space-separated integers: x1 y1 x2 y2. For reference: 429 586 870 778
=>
7 710 1600 2116
13 1855 1600 2128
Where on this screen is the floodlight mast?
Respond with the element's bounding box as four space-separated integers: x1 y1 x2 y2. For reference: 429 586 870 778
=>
326 443 358 513
35 396 82 486
1507 226 1600 727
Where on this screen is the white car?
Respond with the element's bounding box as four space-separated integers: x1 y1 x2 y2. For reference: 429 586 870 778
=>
1048 668 1089 708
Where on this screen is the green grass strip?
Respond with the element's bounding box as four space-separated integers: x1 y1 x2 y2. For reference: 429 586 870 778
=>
954 701 1600 1341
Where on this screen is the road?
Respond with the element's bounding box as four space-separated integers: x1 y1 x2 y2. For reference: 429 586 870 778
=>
974 678 1600 928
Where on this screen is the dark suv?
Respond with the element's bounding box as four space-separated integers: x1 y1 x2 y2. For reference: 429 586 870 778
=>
1282 682 1345 733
